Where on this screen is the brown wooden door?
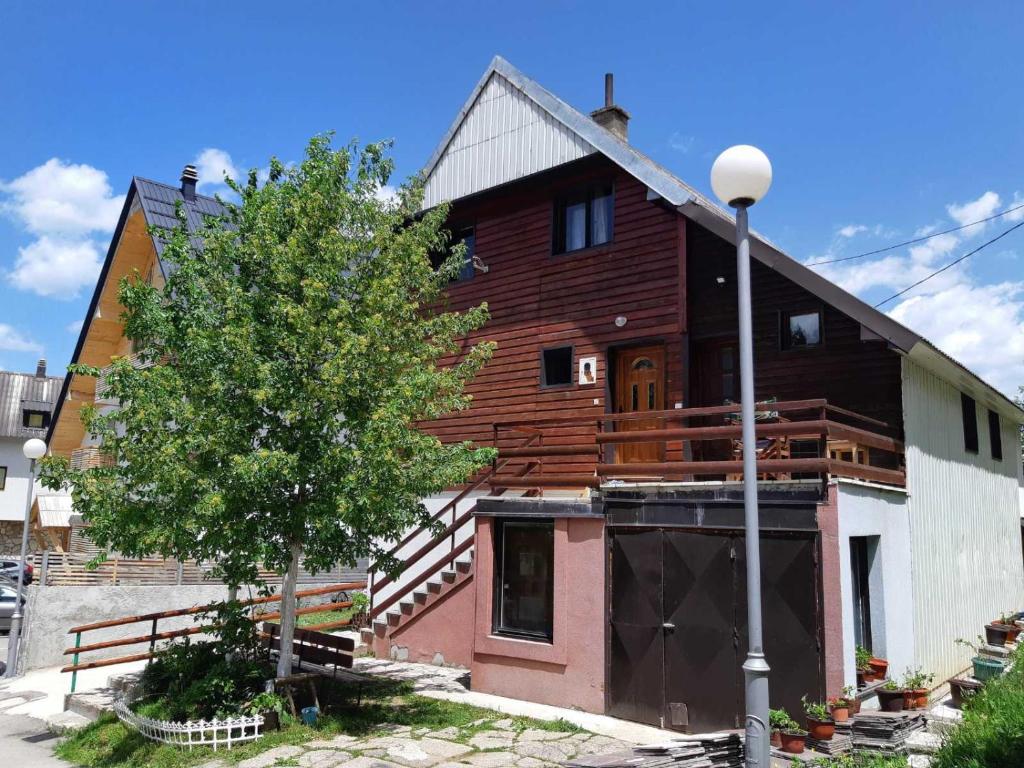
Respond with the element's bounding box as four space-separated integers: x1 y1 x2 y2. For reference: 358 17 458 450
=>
613 345 665 464
692 338 739 407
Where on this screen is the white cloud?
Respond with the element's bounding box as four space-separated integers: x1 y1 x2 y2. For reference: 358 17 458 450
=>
838 224 867 238
67 319 84 334
374 184 398 205
8 236 103 298
0 323 43 354
194 148 239 190
669 132 695 153
0 158 124 235
808 190 1024 397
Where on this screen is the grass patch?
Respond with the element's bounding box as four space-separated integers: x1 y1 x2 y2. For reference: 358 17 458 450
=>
932 648 1024 768
801 755 908 767
57 678 581 768
296 606 359 628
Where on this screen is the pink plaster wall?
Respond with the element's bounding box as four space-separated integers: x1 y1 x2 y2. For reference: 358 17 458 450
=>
471 516 607 713
374 576 476 667
817 484 846 696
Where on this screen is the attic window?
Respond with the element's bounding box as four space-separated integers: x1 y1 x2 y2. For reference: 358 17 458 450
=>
541 346 573 387
553 183 613 254
781 310 822 350
430 227 476 283
22 410 49 430
961 393 978 454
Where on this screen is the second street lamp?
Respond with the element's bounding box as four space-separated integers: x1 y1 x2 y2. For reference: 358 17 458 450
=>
710 144 773 768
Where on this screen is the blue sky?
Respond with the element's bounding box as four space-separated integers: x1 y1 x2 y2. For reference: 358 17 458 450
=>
1 1 1022 394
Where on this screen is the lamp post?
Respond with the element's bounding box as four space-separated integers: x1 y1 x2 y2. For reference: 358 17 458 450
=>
710 145 773 768
4 437 47 678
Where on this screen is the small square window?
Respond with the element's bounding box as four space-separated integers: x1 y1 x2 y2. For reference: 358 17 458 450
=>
493 519 554 641
553 183 614 254
961 393 978 454
0 466 6 491
541 346 573 387
989 409 1003 461
781 310 822 350
431 226 476 283
22 410 49 430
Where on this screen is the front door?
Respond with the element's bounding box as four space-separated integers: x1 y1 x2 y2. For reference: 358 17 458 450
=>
613 345 666 464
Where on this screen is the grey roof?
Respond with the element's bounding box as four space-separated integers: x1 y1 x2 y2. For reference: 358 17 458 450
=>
426 56 1024 423
0 370 62 439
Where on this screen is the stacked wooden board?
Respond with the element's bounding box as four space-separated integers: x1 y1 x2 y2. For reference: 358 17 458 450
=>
806 732 852 756
564 733 743 768
847 711 926 755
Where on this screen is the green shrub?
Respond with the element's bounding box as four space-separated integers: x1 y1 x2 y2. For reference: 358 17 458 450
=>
932 647 1024 768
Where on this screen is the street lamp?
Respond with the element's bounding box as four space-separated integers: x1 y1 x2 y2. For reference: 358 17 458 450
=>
710 144 773 768
4 437 47 678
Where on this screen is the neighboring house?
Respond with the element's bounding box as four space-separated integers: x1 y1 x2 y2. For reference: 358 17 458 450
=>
0 362 62 553
46 56 1024 733
360 57 1024 732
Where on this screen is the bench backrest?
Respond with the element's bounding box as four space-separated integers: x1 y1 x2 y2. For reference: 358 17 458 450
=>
262 622 355 670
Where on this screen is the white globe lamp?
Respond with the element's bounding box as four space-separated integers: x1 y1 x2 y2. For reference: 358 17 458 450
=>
710 144 773 208
23 438 46 460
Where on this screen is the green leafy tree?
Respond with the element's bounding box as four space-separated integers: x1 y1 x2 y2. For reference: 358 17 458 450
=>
42 135 495 674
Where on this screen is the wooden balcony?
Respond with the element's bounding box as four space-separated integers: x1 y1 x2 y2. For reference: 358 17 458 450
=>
491 399 905 490
95 352 153 401
70 446 114 471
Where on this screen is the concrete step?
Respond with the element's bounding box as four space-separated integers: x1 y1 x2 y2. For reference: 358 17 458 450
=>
64 688 117 721
907 731 942 756
46 710 92 735
359 627 374 646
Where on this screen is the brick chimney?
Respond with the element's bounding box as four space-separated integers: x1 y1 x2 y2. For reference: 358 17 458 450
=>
180 164 199 202
590 73 630 142
35 358 46 377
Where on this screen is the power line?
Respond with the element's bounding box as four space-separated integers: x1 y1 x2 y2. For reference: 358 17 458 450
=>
873 219 1024 308
808 201 1024 266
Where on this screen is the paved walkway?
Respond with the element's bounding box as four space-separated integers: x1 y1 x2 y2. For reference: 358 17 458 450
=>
0 712 68 766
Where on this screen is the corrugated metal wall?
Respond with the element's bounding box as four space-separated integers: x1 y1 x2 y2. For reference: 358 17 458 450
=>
423 73 595 208
902 359 1024 680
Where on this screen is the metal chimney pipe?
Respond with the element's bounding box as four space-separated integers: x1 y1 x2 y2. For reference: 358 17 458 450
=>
604 73 614 107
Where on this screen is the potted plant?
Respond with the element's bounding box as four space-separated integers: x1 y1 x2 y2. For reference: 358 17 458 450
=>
901 667 935 710
828 694 851 723
769 708 797 748
993 612 1021 643
780 727 808 755
244 692 286 731
868 654 889 680
802 696 835 740
856 645 874 683
843 684 861 715
876 679 905 712
984 623 1011 647
957 637 1007 683
948 676 983 709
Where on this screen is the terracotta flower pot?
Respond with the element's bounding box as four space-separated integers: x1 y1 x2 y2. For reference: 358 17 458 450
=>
877 689 905 712
868 657 889 679
985 624 1010 647
902 688 928 710
806 717 835 741
830 704 850 723
856 670 867 686
770 729 782 748
781 731 806 754
994 623 1021 643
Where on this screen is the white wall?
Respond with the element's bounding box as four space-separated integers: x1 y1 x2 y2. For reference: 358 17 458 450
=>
902 359 1024 681
836 480 915 688
0 437 34 532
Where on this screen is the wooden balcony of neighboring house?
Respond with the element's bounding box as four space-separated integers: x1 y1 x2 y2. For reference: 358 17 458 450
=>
94 352 154 402
488 398 906 490
70 446 114 471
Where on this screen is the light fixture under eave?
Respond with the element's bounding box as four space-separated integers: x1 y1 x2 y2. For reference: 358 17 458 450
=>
614 316 627 327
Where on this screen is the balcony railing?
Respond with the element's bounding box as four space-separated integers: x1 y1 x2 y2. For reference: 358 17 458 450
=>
490 398 905 489
70 446 114 471
95 352 153 401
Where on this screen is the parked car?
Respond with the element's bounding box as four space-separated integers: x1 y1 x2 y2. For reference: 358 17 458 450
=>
0 585 26 632
0 558 32 585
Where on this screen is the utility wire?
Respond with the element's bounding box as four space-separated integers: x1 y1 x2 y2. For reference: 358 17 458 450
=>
807 201 1024 266
873 219 1024 308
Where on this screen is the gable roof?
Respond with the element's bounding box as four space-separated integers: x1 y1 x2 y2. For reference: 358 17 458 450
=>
424 56 1024 423
0 370 62 440
46 178 225 445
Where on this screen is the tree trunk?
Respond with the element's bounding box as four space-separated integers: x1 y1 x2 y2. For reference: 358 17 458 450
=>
275 541 303 678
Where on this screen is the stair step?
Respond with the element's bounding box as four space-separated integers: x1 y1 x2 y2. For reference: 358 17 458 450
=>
906 731 942 755
441 569 457 583
426 581 442 594
413 591 428 604
359 627 374 646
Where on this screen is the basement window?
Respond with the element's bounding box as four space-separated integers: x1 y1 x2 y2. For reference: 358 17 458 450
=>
493 519 554 642
553 183 614 254
781 310 822 350
540 346 574 387
989 409 1003 461
961 393 979 454
22 410 49 430
0 466 6 491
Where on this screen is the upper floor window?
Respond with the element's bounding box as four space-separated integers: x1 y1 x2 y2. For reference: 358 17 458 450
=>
540 346 573 387
22 410 49 430
553 183 613 254
989 409 1003 461
961 393 978 454
431 226 476 283
0 466 6 491
781 309 822 350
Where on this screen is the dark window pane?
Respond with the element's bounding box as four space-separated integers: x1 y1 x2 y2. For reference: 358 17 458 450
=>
647 382 655 409
564 201 587 252
590 187 613 245
722 373 735 401
496 521 554 640
989 409 1003 461
22 410 48 429
961 393 978 454
541 347 573 386
457 230 476 282
632 357 655 370
721 347 734 371
631 384 638 411
0 466 6 491
786 312 821 348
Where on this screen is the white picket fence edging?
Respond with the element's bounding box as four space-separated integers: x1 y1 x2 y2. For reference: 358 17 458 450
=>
113 693 265 751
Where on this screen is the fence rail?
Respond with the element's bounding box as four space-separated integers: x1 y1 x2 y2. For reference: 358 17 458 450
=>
115 692 264 750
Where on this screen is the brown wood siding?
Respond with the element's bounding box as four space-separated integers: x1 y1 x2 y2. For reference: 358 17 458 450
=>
686 221 904 433
427 156 686 477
